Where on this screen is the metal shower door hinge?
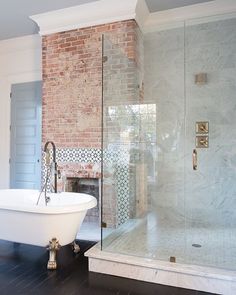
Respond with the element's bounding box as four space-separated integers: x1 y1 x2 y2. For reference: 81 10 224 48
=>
101 221 107 228
103 56 108 63
170 256 176 263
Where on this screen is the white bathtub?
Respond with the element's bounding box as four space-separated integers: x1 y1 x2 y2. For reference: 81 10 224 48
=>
0 189 97 247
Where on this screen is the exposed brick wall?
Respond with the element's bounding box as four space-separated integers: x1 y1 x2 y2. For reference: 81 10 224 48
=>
42 19 141 228
42 20 138 149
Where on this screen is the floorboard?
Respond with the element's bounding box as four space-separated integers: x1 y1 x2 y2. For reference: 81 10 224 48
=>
0 240 217 295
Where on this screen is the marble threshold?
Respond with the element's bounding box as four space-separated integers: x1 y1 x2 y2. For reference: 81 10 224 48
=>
85 243 236 295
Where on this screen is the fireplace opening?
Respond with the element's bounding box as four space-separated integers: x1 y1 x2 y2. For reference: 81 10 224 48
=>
66 177 99 223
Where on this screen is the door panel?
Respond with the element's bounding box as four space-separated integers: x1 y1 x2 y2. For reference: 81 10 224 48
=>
184 16 236 269
10 81 42 190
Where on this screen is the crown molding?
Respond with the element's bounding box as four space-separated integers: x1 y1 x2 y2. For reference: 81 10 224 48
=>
30 0 236 36
0 35 41 54
30 0 149 36
135 0 150 29
144 0 236 33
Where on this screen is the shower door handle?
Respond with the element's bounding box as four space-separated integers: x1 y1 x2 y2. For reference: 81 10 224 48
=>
193 149 198 171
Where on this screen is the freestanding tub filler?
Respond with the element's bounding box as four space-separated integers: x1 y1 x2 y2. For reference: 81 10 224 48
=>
0 189 97 269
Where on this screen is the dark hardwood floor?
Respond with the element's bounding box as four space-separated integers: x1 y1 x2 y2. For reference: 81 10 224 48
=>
0 240 217 295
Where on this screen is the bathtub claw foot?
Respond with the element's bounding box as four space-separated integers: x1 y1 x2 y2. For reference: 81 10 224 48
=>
47 260 57 270
71 240 80 254
47 238 61 270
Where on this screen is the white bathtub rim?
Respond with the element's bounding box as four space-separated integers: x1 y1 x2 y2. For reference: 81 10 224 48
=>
0 189 97 215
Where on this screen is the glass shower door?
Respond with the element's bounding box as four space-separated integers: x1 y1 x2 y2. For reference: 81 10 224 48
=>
101 23 188 263
101 27 149 252
143 24 187 263
101 14 236 272
184 14 236 270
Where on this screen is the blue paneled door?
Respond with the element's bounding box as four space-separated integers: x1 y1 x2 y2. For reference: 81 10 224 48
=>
10 81 42 189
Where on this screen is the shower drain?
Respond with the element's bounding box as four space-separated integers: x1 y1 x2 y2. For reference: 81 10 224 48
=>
192 244 202 248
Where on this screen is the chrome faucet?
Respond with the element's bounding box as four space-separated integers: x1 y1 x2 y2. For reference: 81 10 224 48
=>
44 141 58 193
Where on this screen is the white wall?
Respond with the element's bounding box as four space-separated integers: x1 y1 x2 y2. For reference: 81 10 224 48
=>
0 35 42 188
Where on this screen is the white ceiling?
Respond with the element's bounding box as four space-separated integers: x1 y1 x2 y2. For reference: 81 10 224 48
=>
147 0 213 12
0 0 214 40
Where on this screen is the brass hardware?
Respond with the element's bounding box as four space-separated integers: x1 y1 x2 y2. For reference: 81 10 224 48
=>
101 221 107 228
170 256 176 263
47 238 61 270
195 73 207 85
196 122 209 134
193 149 198 170
71 240 80 254
196 136 209 148
103 56 108 63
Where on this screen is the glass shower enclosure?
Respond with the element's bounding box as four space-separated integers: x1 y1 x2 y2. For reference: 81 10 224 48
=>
101 13 236 271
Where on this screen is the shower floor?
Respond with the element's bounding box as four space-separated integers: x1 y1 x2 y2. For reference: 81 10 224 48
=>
102 213 236 271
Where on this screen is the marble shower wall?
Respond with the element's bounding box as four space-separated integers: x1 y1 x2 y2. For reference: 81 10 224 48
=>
185 16 236 227
144 15 236 227
144 25 186 224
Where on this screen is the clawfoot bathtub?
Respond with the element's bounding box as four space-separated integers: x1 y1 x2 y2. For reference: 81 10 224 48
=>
0 189 97 269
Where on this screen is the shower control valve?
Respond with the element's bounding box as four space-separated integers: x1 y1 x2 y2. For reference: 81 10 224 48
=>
196 136 209 148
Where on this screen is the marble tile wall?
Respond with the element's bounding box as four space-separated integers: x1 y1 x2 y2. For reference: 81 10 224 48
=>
144 25 186 223
144 16 236 231
185 17 236 227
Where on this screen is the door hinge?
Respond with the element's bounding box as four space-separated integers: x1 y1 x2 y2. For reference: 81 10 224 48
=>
103 56 108 63
10 92 12 99
10 125 11 131
101 221 107 228
9 158 11 164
